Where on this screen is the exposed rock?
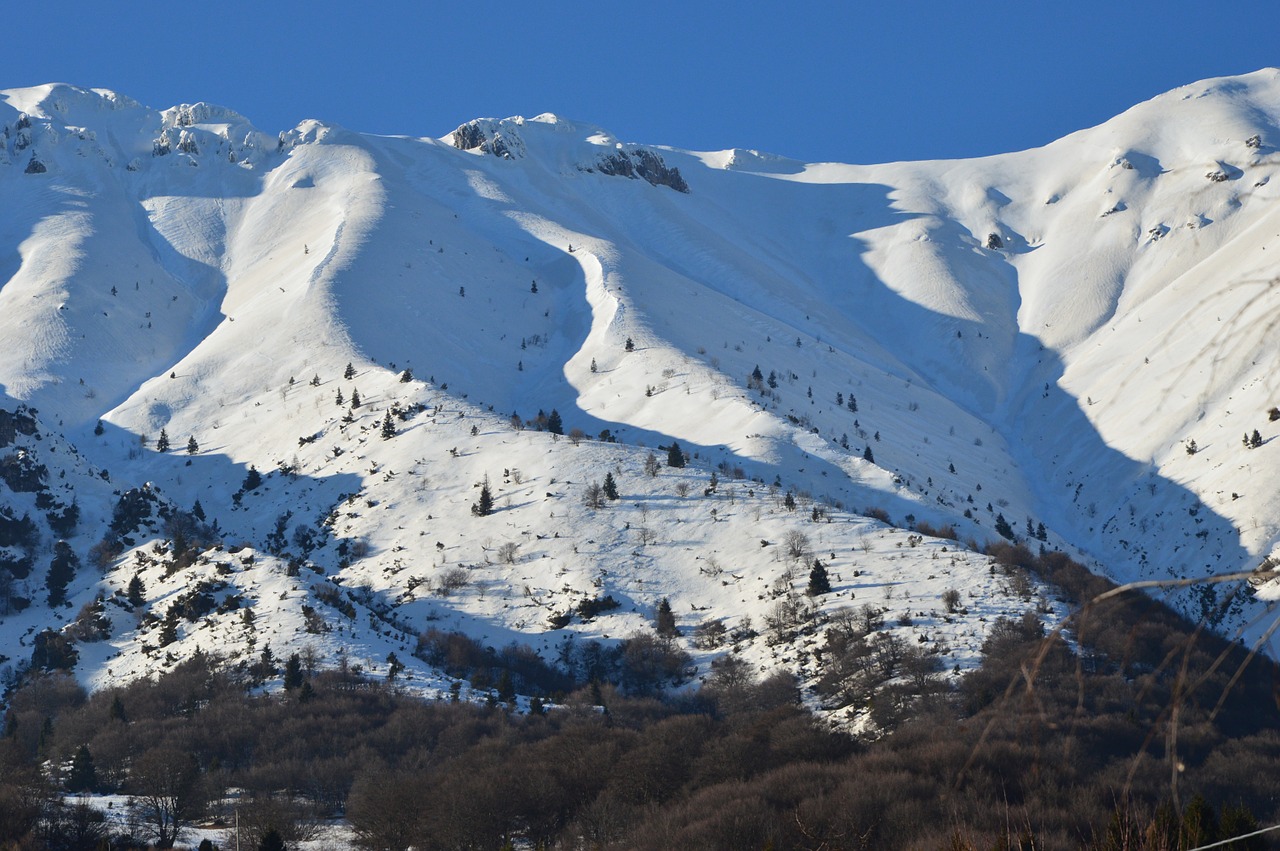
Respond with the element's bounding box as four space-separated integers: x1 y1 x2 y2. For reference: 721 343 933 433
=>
451 120 522 159
589 148 689 193
23 155 45 174
985 233 1003 250
0 407 38 448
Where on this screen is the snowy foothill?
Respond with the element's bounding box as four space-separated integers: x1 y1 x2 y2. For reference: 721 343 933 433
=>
3 70 1280 720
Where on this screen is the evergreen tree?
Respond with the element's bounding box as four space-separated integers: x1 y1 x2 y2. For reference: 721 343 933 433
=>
283 653 304 690
666 441 686 468
380 412 396 439
784 492 797 511
127 574 146 608
863 446 874 463
994 513 1016 540
471 477 494 517
310 374 321 386
386 652 404 683
350 388 361 408
94 419 104 436
186 435 199 454
242 466 262 492
258 827 286 851
546 408 563 435
807 559 832 596
344 362 356 380
192 499 206 522
625 337 635 352
156 429 170 453
66 744 98 792
602 472 619 500
335 388 344 406
1250 429 1263 448
496 669 515 703
752 365 764 382
655 598 677 636
46 541 79 607
531 280 538 293
400 368 413 382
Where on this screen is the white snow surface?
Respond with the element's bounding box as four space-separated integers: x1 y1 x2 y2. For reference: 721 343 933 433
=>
3 71 1280 711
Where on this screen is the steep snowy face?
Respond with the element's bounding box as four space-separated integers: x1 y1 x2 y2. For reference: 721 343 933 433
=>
3 71 1280 694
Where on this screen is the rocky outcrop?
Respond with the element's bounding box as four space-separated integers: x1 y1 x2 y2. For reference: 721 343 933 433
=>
588 147 689 193
451 120 523 159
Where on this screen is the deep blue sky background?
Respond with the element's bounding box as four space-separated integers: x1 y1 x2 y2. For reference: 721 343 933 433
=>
24 1 1280 164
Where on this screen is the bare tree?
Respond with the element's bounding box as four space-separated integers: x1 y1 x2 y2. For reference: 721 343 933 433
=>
497 542 520 564
583 482 606 510
784 530 811 561
127 747 204 848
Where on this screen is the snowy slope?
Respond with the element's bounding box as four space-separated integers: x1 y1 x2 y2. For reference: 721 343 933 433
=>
2 71 1280 707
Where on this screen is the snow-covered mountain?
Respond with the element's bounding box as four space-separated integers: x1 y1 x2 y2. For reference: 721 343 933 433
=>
3 71 1280 711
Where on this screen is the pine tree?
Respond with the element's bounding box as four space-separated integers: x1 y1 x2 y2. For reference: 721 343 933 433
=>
602 471 619 500
192 499 206 521
46 541 79 607
283 653 304 690
380 412 396 439
186 435 199 454
1250 429 1263 448
994 513 1015 540
310 374 321 386
625 337 635 352
66 744 98 792
784 492 797 511
350 388 361 408
546 408 563 435
242 466 262 491
258 828 286 851
156 429 170 452
666 441 686 468
655 597 678 636
344 362 356 380
471 477 494 517
807 559 832 596
386 652 404 682
93 419 104 436
127 574 146 608
399 368 413 383
863 445 874 463
335 388 344 406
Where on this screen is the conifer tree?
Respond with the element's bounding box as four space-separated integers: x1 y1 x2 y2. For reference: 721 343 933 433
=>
335 388 344 406
602 471 619 500
186 435 198 454
242 466 262 492
666 441 686 468
283 653 304 690
156 429 170 453
344 362 356 380
66 743 98 792
863 446 874 463
192 499 206 522
655 597 677 636
807 559 832 596
380 412 396 439
471 476 494 517
46 541 78 607
546 408 563 435
350 388 361 409
127 574 146 608
399 368 413 382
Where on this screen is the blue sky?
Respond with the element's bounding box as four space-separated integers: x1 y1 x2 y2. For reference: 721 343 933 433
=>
25 1 1280 164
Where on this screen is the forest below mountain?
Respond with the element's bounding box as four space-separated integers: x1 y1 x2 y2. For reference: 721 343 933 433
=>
3 545 1276 850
